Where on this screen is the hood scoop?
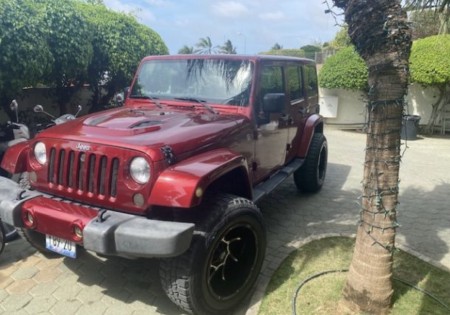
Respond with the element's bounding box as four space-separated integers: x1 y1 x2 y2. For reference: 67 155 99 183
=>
129 119 162 129
82 109 170 135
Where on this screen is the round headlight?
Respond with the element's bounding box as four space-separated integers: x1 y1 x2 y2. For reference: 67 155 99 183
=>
34 142 47 165
130 157 150 184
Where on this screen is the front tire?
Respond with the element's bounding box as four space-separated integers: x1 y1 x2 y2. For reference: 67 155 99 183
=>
294 133 328 193
160 193 266 315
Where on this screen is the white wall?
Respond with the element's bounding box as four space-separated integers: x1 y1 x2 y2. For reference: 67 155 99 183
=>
320 84 438 127
319 88 367 126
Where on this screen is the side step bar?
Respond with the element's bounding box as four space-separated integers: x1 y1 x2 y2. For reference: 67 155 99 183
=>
253 158 304 203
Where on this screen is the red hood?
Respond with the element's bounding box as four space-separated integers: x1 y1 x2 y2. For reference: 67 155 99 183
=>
35 107 245 160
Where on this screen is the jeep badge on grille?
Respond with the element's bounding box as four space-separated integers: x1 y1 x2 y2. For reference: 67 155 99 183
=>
76 143 91 151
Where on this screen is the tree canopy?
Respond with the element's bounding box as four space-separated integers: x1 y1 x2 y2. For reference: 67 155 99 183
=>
0 0 168 114
410 34 450 132
76 1 168 110
410 34 450 85
329 25 352 49
0 0 52 106
318 46 368 90
321 33 450 91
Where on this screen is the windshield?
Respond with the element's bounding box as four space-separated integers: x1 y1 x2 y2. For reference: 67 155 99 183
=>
130 59 253 106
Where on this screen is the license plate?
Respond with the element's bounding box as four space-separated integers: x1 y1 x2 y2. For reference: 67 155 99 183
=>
45 234 76 258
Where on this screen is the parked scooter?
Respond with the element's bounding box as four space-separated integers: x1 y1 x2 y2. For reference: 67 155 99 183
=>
33 104 82 132
0 100 30 242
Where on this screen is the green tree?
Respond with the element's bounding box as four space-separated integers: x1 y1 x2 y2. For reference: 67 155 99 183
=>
35 0 93 114
300 44 321 59
330 25 352 49
218 39 237 54
0 0 52 117
410 34 450 132
271 43 283 50
318 46 368 90
178 45 195 54
331 0 412 313
77 1 168 111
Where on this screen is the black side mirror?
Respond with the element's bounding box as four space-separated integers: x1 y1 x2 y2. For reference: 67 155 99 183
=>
262 93 286 113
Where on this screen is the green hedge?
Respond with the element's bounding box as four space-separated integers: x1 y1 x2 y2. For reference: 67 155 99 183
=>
318 46 368 91
410 34 450 86
319 34 450 91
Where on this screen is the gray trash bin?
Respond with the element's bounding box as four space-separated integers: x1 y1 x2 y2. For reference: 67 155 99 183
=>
401 115 421 140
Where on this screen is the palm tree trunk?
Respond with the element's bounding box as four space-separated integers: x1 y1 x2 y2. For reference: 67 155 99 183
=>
331 1 412 313
343 100 403 314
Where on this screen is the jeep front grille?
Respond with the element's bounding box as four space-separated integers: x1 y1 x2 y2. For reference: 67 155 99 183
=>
48 148 119 197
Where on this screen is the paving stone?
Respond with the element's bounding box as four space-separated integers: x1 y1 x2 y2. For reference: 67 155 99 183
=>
1 128 449 315
23 296 57 314
5 279 37 295
75 301 108 315
50 298 82 314
0 293 33 312
29 281 59 297
10 266 39 281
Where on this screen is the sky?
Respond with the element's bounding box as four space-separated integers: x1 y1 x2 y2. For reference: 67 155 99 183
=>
103 0 343 55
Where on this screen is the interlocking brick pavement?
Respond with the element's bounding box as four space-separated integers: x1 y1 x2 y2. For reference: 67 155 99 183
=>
1 127 449 315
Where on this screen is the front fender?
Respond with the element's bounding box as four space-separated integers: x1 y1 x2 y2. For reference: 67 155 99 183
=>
149 149 248 208
297 114 324 158
1 141 30 174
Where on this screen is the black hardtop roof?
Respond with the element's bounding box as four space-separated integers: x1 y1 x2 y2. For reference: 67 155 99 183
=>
142 54 316 65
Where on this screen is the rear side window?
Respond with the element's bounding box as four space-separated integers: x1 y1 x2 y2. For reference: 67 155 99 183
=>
286 66 304 101
303 64 318 97
260 66 284 94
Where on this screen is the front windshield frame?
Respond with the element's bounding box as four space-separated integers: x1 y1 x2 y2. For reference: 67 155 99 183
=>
130 58 254 107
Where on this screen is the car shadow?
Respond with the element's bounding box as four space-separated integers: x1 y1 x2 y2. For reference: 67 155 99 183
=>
62 251 184 314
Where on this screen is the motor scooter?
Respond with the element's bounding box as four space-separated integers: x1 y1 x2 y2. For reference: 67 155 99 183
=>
0 100 30 242
33 103 82 132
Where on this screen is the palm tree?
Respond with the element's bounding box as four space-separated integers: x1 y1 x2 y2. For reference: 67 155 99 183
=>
218 39 237 54
330 0 411 313
178 45 194 54
330 0 450 313
195 36 216 54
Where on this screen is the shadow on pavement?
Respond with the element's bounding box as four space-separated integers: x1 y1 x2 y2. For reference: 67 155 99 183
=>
63 251 184 314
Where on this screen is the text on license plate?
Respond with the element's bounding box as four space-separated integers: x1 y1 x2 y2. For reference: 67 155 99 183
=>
45 234 76 258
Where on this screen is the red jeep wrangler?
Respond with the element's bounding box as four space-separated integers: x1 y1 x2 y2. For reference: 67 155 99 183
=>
0 54 327 315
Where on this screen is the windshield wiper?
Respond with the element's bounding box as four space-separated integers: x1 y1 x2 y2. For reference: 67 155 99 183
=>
129 95 163 108
174 97 217 114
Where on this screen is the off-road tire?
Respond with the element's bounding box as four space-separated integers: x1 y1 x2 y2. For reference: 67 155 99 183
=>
19 228 58 256
159 193 266 315
294 133 327 193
